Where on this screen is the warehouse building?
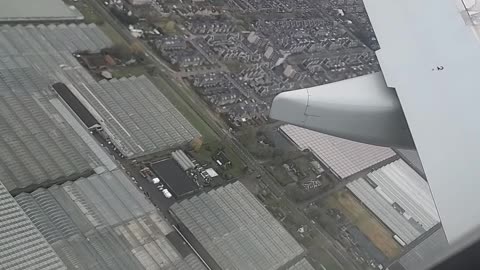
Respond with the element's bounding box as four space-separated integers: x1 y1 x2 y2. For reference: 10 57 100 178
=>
0 24 112 55
0 58 115 193
73 76 201 158
172 149 196 171
389 226 448 270
170 181 305 270
15 169 207 270
0 180 67 270
347 159 440 244
280 124 396 179
0 23 117 193
287 258 316 270
0 24 200 159
0 0 84 22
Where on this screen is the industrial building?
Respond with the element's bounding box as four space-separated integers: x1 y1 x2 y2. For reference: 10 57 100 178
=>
0 24 118 193
389 226 448 270
280 124 395 179
15 170 207 270
0 180 67 270
347 159 440 244
0 24 199 159
0 22 199 192
0 23 116 193
287 258 316 270
170 181 305 270
0 0 84 22
72 76 201 158
172 150 196 171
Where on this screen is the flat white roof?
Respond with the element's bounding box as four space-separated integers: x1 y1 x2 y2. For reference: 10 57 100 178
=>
280 124 395 179
347 178 422 243
367 159 440 230
205 168 218 177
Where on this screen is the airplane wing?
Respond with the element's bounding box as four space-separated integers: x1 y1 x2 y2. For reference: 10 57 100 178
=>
271 0 480 243
270 72 414 148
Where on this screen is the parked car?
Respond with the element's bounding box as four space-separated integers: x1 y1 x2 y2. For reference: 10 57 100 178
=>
162 189 172 199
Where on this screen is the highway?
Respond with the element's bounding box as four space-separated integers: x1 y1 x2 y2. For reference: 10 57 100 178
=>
87 2 362 268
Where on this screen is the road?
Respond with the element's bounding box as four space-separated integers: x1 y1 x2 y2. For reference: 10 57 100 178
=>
89 2 362 269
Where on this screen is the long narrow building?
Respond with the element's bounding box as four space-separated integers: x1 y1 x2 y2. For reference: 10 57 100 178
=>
347 159 440 244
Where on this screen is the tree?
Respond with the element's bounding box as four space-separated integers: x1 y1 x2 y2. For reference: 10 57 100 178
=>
272 148 285 164
191 137 203 152
238 126 256 146
108 44 130 59
129 41 144 55
163 21 176 34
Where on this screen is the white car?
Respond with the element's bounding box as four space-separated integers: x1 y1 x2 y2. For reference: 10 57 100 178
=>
151 177 160 184
162 189 172 199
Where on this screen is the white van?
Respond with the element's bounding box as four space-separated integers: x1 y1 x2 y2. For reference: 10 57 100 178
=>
162 189 172 199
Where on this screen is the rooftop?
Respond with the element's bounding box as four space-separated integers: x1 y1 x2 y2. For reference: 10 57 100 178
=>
75 76 201 158
0 0 83 22
15 169 207 270
280 124 395 179
0 180 66 270
389 226 448 270
287 258 316 270
170 181 305 270
0 23 117 192
347 159 440 244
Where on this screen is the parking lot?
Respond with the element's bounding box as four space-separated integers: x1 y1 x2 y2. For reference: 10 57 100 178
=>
92 131 177 213
151 159 199 198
